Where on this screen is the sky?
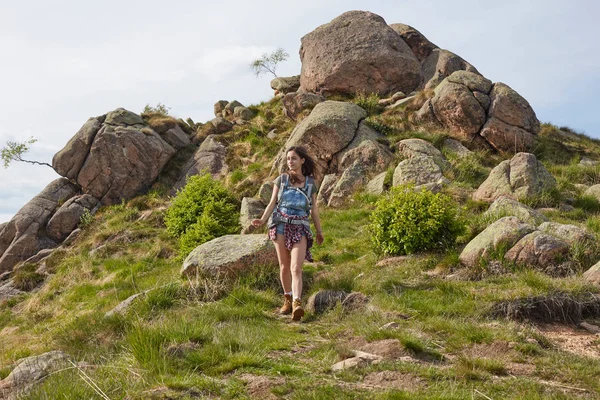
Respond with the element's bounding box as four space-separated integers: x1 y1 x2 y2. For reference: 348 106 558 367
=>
1 0 599 223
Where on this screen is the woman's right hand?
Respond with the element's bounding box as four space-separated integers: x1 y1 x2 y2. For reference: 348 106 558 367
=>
251 219 265 227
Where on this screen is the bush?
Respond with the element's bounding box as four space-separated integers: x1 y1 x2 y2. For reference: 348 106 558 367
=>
352 92 382 116
369 185 464 256
165 174 240 256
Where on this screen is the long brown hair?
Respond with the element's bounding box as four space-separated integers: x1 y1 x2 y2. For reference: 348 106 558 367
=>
286 146 316 184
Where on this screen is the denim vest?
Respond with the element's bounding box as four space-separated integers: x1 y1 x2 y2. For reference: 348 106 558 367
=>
278 180 310 217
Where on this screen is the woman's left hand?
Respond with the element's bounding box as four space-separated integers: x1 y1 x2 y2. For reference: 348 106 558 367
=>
316 232 324 245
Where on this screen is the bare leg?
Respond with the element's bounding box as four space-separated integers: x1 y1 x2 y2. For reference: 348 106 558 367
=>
290 236 307 299
274 234 292 293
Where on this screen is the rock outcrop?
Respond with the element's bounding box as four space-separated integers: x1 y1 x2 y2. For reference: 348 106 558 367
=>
299 11 422 96
271 76 301 94
0 179 79 273
46 194 100 242
417 71 540 152
53 108 176 205
484 196 548 226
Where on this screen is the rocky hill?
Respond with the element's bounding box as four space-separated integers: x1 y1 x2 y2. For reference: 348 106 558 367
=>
2 10 600 399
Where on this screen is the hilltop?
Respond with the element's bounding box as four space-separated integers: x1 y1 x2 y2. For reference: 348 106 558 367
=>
2 10 600 400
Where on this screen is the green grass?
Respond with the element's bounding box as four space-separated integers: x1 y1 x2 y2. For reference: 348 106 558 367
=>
7 120 600 399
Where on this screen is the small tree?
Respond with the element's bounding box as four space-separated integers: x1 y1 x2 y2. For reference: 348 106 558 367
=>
250 48 289 78
1 137 53 169
142 103 170 115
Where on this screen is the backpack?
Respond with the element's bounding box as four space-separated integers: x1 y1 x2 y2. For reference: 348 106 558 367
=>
277 173 315 211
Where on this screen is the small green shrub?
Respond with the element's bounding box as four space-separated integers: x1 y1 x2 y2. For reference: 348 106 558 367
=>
352 92 382 116
369 185 464 255
165 174 240 256
78 209 94 228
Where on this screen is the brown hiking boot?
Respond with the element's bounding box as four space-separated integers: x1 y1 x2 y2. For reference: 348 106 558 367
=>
292 299 304 321
279 294 293 315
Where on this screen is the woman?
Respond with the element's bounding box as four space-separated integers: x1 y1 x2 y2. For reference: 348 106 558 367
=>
252 146 324 321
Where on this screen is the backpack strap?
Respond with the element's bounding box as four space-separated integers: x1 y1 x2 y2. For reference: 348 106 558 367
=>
276 173 288 205
305 176 314 210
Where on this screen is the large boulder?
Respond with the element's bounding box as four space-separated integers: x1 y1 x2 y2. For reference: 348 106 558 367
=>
45 194 100 242
53 108 176 205
181 235 277 278
459 216 535 268
429 72 490 141
389 23 438 62
174 135 228 191
272 101 367 174
473 153 556 203
299 11 422 96
584 261 600 285
0 179 79 273
484 196 548 226
504 231 571 275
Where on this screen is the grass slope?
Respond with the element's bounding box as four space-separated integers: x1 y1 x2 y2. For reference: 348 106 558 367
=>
2 98 600 399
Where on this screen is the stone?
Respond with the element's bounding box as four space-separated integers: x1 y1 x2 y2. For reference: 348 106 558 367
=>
537 222 595 246
398 138 448 169
282 92 325 121
443 139 472 158
270 75 301 94
430 77 487 140
211 117 234 134
488 83 540 134
299 11 422 96
181 235 277 278
480 117 535 153
51 117 103 181
160 124 191 150
446 70 492 93
421 49 480 90
23 248 54 265
104 108 145 126
214 100 229 117
484 196 548 226
583 261 600 285
504 231 571 274
391 92 407 102
584 184 600 201
258 181 274 205
105 291 149 317
0 351 71 399
240 198 266 234
328 161 368 207
389 23 438 61
174 135 228 191
341 292 369 310
387 96 417 110
223 100 243 118
336 121 393 172
331 351 382 372
306 290 348 314
380 322 400 330
45 194 99 242
459 216 535 268
0 281 23 301
272 101 367 175
316 174 338 206
392 156 448 189
62 229 82 247
579 157 598 166
233 106 254 121
473 153 556 203
366 172 388 195
0 179 79 273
